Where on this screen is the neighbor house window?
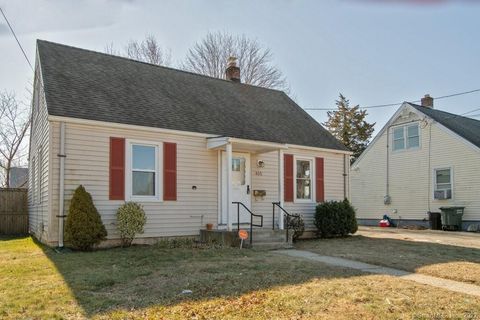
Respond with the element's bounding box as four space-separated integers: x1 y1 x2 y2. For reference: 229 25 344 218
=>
296 159 312 200
435 168 452 191
392 123 420 151
129 143 159 199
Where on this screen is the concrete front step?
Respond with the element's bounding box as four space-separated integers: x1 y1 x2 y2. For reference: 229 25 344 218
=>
200 228 292 250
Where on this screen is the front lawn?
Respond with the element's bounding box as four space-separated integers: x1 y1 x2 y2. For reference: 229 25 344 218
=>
297 233 480 286
1 236 479 319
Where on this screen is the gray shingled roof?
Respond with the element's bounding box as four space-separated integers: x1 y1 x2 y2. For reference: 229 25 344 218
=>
37 40 347 151
410 103 480 149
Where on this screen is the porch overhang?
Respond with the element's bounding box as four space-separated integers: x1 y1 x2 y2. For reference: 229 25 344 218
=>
206 136 288 153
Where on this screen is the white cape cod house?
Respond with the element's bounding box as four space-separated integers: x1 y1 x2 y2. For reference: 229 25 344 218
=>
351 95 480 230
29 40 351 247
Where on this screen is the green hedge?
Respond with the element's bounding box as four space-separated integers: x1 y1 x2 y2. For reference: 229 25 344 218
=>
65 185 107 250
314 199 358 238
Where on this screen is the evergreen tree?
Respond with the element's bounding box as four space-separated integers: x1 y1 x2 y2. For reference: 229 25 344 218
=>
65 185 107 250
323 94 375 163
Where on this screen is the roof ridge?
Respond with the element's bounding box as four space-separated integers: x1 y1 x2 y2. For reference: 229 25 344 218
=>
408 102 480 123
36 39 286 94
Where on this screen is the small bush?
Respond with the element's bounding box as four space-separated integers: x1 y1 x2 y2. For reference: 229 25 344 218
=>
314 199 358 238
285 214 305 241
116 202 147 247
65 185 107 250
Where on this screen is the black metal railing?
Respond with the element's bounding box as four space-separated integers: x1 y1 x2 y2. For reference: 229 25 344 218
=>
272 202 301 242
232 202 263 245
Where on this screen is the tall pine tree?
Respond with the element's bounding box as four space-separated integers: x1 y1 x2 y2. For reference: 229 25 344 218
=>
323 94 375 163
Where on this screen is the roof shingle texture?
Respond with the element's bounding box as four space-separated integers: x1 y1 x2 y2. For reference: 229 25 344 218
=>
410 103 480 149
37 40 347 151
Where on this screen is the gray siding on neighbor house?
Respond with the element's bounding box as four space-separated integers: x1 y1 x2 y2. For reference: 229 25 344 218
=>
351 107 480 225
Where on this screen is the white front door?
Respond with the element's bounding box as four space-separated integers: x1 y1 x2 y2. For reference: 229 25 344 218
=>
221 152 251 225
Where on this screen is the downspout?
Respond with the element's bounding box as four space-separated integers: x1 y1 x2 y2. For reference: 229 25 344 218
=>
386 127 390 202
57 122 66 248
343 154 347 199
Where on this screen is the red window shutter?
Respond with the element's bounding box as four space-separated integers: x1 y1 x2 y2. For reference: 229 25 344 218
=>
163 142 177 201
109 137 125 200
284 154 294 202
316 157 325 203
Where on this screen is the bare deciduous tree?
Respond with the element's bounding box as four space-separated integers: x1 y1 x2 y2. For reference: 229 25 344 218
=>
105 35 172 66
183 31 289 92
0 91 30 188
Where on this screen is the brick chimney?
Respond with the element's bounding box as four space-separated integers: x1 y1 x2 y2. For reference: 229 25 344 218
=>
421 94 433 108
225 57 240 82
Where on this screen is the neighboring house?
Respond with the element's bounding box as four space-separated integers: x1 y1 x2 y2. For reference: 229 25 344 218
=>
9 167 28 188
28 40 351 246
351 95 480 230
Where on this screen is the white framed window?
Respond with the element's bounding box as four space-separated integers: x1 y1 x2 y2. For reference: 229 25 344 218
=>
435 168 451 190
295 157 313 201
126 140 162 201
392 123 420 151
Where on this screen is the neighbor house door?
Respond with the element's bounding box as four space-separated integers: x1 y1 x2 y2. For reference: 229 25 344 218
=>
221 152 251 225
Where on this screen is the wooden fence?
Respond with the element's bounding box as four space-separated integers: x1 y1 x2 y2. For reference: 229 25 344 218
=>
0 188 28 235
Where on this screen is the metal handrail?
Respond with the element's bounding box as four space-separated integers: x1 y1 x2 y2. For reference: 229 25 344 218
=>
232 202 264 245
272 202 301 242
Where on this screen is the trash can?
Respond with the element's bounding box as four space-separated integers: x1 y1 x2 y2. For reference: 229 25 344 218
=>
428 212 442 230
439 207 465 231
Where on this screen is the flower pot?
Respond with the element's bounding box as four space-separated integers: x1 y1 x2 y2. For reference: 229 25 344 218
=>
206 223 213 230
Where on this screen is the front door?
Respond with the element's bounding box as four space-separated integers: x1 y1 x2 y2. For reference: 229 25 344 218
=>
221 152 251 225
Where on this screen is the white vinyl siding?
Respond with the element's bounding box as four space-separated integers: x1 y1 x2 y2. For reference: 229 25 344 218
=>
28 61 50 242
351 108 480 223
49 122 218 241
283 148 347 230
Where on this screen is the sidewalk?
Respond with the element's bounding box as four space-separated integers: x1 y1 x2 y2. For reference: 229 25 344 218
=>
275 249 480 297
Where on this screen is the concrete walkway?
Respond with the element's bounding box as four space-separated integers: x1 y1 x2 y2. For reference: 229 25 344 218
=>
275 249 480 297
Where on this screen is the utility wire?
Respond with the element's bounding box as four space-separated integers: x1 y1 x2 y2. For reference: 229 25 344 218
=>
305 89 480 111
0 6 33 71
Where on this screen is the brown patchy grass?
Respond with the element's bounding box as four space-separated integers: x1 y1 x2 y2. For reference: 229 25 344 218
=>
1 236 479 319
297 234 480 286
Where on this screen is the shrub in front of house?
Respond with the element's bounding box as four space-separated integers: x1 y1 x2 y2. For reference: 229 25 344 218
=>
285 214 305 241
314 199 358 238
116 202 147 247
65 185 107 250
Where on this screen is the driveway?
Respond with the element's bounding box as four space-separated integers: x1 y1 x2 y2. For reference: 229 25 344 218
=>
357 226 480 249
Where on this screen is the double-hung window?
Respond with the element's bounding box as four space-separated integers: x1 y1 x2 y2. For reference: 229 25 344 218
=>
435 168 452 191
392 123 420 151
296 159 312 200
129 142 159 200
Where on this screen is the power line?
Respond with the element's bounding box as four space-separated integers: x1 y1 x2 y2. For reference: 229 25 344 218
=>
461 107 480 116
304 88 480 111
0 6 33 71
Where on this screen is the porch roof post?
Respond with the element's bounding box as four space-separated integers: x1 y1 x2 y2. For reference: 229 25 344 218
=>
278 149 284 230
226 142 233 231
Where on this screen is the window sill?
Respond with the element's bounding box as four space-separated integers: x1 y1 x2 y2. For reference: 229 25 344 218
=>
127 196 163 203
293 199 315 204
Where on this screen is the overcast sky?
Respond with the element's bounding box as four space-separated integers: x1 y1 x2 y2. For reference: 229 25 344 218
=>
1 0 479 132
